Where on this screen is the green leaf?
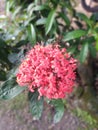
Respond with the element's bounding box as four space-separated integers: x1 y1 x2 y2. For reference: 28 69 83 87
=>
36 18 46 26
34 0 39 5
8 47 26 64
27 5 35 17
89 43 96 58
68 45 77 54
33 5 47 11
12 6 22 20
45 9 56 35
0 70 6 81
0 38 6 48
27 4 49 17
82 37 96 57
15 40 27 48
90 13 98 22
0 38 10 63
8 53 19 64
6 67 18 79
0 77 26 100
80 42 89 63
27 24 36 45
51 99 65 123
76 13 92 27
28 91 43 120
63 29 87 41
6 1 10 16
58 12 70 26
27 3 35 13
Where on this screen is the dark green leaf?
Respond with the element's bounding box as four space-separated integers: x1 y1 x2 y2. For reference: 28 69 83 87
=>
6 67 18 79
15 40 27 48
59 12 70 26
0 38 10 63
45 9 56 35
63 30 87 41
28 91 43 120
68 45 77 54
80 42 89 63
51 99 65 123
81 37 96 58
0 77 26 100
60 1 73 11
8 53 19 64
76 13 92 27
0 38 6 48
90 12 98 22
27 24 36 45
0 70 6 81
82 36 95 43
8 48 26 64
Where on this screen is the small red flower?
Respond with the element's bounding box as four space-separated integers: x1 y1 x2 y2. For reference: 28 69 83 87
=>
16 44 77 99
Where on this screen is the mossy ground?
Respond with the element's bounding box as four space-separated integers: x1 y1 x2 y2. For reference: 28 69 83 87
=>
0 91 97 130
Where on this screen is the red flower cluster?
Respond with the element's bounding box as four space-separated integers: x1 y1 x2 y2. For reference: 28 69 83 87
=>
16 44 77 99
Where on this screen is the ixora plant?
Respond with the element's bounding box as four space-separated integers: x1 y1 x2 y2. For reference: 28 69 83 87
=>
16 43 77 122
0 43 77 123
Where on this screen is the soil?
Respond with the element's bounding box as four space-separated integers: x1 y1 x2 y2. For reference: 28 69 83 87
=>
0 111 84 130
0 98 87 130
0 92 97 130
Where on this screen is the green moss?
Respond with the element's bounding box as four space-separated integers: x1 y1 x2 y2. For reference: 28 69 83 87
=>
74 108 98 130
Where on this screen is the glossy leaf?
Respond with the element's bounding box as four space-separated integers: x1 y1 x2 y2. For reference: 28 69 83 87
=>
76 13 92 27
8 53 19 64
84 37 96 58
45 9 56 35
27 3 35 13
33 5 47 11
0 38 7 48
51 99 65 123
6 1 10 16
27 4 47 16
89 44 96 58
0 70 6 81
0 38 10 63
0 77 26 100
12 6 22 20
80 42 89 63
63 30 87 41
27 24 36 44
68 45 77 54
6 67 18 79
58 12 70 26
28 91 43 120
36 18 46 26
